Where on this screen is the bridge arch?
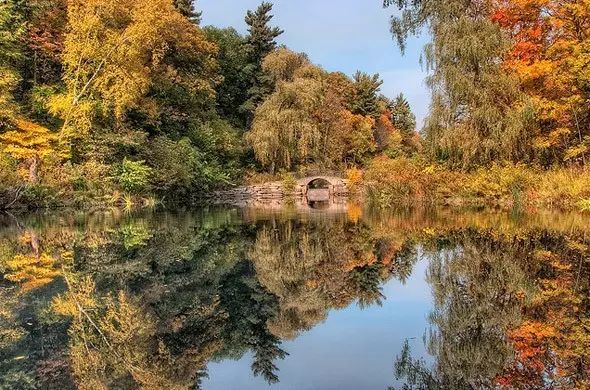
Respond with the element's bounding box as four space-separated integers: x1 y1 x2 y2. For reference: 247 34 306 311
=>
296 176 348 199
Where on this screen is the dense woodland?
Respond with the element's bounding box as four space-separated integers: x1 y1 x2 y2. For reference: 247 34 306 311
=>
0 0 589 209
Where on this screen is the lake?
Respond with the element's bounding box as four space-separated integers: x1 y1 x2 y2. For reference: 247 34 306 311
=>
0 205 588 389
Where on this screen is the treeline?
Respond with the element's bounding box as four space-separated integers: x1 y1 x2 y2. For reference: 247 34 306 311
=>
384 0 590 168
0 0 416 208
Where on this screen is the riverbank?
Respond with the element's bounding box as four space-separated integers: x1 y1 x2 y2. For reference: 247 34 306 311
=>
2 157 589 212
363 157 590 211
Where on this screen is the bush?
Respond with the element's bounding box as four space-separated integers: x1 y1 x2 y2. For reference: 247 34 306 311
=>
281 171 297 193
144 137 198 194
365 156 426 206
118 158 151 194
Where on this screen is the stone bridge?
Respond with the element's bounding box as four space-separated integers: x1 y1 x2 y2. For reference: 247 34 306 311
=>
210 175 349 205
296 176 348 201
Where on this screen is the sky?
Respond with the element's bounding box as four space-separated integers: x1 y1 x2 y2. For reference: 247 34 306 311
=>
199 0 430 127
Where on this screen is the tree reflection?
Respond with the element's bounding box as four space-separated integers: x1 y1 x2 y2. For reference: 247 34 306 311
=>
393 229 590 389
0 209 587 388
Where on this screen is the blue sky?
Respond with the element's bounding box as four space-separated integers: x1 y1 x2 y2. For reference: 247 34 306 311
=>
199 0 430 126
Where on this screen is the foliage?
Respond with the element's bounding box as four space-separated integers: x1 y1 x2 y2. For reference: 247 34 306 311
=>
49 0 218 140
365 156 590 208
385 0 534 168
492 0 590 165
241 2 284 123
204 27 250 128
348 71 383 118
0 119 60 183
173 0 201 24
117 158 151 194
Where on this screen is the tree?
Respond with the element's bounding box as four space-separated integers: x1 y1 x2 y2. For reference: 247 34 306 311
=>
26 0 67 86
241 2 284 124
204 27 250 128
384 0 534 167
173 0 202 24
50 0 218 140
0 0 26 126
493 0 590 165
389 93 415 137
247 66 324 172
0 119 58 182
348 71 383 118
387 93 420 155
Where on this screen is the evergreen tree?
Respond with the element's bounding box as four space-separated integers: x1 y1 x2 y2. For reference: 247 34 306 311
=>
241 2 284 125
389 93 415 137
348 71 382 118
173 0 201 24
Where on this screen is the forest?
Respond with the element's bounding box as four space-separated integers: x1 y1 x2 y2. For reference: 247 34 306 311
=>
0 0 589 209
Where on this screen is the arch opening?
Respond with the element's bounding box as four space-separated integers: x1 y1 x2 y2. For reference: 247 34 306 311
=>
306 178 331 190
305 178 332 205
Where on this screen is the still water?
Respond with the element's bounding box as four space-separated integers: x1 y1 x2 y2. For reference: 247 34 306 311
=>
0 205 588 389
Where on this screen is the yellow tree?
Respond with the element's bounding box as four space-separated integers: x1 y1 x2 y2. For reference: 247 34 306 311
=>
0 119 57 182
50 0 218 140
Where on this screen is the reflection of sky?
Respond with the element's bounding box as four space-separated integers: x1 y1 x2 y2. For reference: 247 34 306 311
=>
203 257 433 390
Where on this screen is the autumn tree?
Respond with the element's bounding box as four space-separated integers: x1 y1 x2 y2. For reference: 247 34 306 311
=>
493 0 590 165
385 0 535 167
25 0 67 87
241 2 284 124
0 119 58 182
50 0 218 140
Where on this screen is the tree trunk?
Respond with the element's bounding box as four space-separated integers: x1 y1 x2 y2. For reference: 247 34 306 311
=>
29 156 39 184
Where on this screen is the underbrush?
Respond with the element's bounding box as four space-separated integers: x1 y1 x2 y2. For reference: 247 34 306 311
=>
365 156 590 210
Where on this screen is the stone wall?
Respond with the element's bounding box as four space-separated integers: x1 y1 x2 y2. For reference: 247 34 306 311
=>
207 177 349 206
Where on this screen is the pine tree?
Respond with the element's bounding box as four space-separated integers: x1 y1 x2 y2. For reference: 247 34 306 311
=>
173 0 201 24
390 93 416 137
348 71 383 118
241 2 284 125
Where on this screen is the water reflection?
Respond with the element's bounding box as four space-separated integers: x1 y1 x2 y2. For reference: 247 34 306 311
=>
0 207 588 389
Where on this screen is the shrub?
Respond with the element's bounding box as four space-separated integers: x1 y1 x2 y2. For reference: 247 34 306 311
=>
118 158 151 194
281 171 297 194
346 167 364 193
144 137 198 194
365 156 425 206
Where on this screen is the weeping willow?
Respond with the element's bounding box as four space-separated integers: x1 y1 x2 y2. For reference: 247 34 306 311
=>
247 68 324 172
385 0 536 168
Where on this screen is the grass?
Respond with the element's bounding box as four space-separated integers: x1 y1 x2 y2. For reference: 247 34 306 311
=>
364 156 590 209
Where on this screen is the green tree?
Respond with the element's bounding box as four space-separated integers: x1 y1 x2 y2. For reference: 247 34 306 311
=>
241 2 284 124
348 71 383 118
384 0 534 167
389 93 415 136
204 27 250 129
0 0 26 126
173 0 201 24
247 56 324 172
